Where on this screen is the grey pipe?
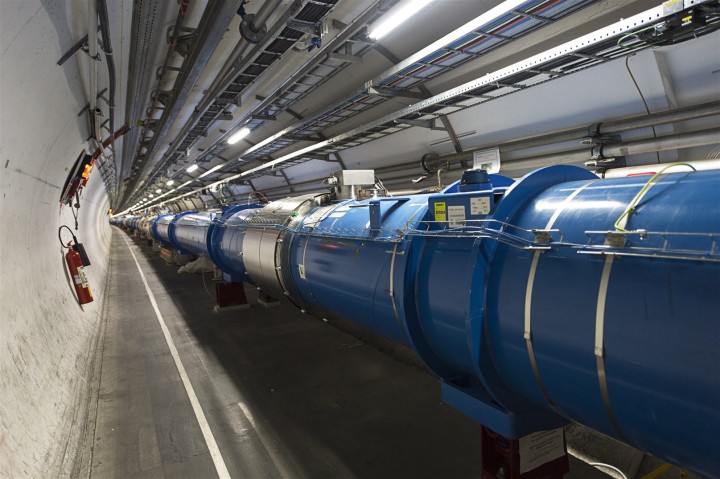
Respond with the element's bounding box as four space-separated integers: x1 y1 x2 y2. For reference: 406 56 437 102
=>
97 0 116 160
496 127 720 172
497 101 720 153
198 0 282 115
88 0 99 141
201 106 720 199
364 102 720 176
122 0 242 206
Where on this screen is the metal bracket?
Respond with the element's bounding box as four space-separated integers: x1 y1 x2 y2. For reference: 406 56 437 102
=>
582 132 621 146
168 25 197 57
604 231 627 248
394 118 446 130
251 114 276 121
532 230 553 244
287 18 328 37
151 89 175 106
80 42 101 61
368 86 431 100
156 65 182 80
240 13 268 43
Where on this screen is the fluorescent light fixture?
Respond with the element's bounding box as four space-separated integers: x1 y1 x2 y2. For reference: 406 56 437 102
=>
227 127 250 145
149 194 154 198
156 189 162 194
186 164 199 173
368 0 434 40
241 140 330 176
198 164 225 179
166 180 175 186
233 0 527 178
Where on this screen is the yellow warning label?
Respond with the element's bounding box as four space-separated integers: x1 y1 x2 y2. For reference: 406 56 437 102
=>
434 202 447 222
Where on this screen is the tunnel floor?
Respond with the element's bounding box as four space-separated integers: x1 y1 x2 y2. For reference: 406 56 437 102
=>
87 228 613 479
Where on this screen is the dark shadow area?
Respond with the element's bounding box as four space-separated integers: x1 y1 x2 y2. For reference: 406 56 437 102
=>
111 227 484 478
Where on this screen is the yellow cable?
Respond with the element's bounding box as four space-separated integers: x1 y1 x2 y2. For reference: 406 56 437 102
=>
640 463 673 479
613 162 696 232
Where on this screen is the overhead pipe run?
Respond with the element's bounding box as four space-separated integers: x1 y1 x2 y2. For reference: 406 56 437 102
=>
507 127 720 172
87 0 100 141
97 0 117 191
366 102 720 180
500 101 720 153
149 101 720 208
134 0 313 204
210 102 720 197
239 0 282 42
122 0 245 205
200 0 283 110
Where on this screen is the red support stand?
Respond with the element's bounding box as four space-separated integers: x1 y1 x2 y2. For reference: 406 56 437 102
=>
159 246 174 264
214 282 250 312
481 426 569 479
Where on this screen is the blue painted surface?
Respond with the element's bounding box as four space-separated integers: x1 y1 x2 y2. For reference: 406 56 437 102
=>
207 204 263 282
167 211 197 252
152 214 175 244
168 211 207 255
200 167 720 477
485 168 720 475
285 196 429 344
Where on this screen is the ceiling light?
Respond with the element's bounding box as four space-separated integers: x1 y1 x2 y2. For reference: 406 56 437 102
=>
227 127 250 145
186 164 199 173
149 193 154 197
166 180 175 186
368 0 434 40
156 188 162 193
198 164 225 178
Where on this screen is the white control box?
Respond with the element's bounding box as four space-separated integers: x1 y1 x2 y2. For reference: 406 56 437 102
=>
336 169 375 186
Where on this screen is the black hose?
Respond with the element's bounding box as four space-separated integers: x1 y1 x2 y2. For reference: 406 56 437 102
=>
97 0 116 170
58 225 77 248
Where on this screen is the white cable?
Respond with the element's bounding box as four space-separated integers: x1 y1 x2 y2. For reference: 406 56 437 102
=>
589 462 628 479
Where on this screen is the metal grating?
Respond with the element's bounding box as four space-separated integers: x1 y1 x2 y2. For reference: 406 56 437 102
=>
234 0 720 180
135 0 718 212
139 0 396 198
232 0 598 172
125 0 346 207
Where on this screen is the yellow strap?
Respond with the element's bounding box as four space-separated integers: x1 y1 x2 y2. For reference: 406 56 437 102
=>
614 162 696 232
640 463 673 479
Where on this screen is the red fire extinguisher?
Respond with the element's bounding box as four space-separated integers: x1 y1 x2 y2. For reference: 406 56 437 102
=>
59 226 93 305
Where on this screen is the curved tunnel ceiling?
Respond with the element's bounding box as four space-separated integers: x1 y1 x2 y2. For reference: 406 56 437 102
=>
88 0 719 216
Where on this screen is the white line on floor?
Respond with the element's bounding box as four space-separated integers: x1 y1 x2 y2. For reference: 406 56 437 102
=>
121 235 231 479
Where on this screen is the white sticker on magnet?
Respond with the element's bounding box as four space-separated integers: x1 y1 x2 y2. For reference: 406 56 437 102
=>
470 196 491 215
448 206 466 228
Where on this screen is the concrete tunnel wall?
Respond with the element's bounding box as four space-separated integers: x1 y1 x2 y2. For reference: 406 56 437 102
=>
1 3 112 477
